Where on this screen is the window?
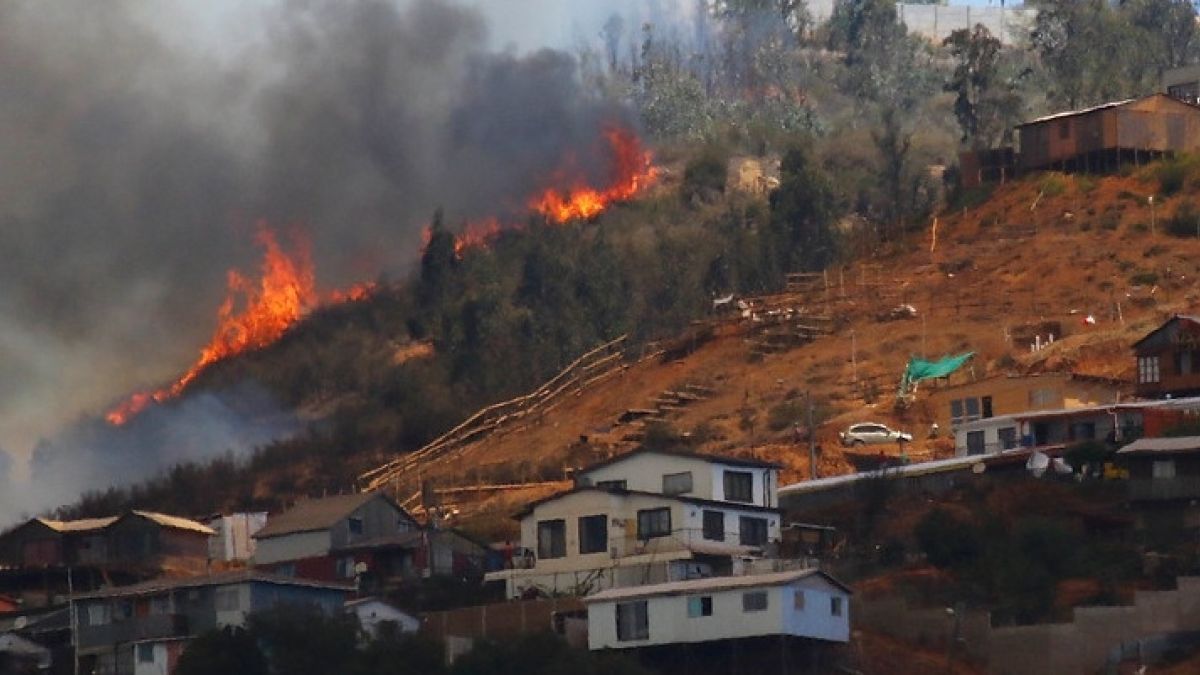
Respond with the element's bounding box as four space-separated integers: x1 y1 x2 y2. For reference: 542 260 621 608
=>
1029 388 1059 407
149 595 170 616
596 479 627 491
982 396 993 419
578 515 608 555
723 471 753 503
336 556 357 579
739 516 768 546
1072 422 1096 441
275 563 296 577
662 471 693 496
137 644 155 664
966 430 985 456
951 398 982 426
794 590 806 611
1153 459 1177 479
687 596 713 618
1138 356 1161 384
348 517 364 536
86 604 111 626
537 520 566 559
215 588 239 612
998 427 1018 450
702 510 725 541
637 508 671 539
742 591 768 612
830 596 844 617
616 601 649 641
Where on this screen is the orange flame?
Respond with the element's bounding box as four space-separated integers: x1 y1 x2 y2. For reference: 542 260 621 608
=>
529 125 658 224
107 223 372 425
423 124 658 255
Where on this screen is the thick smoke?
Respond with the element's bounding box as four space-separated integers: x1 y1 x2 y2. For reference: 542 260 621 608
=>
0 0 664 518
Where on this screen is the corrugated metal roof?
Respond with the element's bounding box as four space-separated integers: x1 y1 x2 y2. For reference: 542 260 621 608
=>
254 492 408 539
579 448 783 476
72 569 353 600
34 516 117 533
582 569 849 603
129 511 215 535
1018 98 1137 126
1116 436 1200 455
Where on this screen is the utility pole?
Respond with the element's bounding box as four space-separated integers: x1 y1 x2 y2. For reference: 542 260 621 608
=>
808 392 818 480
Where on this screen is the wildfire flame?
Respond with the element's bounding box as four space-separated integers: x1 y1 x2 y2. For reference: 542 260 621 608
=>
529 126 658 224
425 124 658 255
106 223 374 425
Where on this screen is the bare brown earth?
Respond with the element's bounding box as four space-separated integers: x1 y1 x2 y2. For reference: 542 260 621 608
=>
388 169 1200 540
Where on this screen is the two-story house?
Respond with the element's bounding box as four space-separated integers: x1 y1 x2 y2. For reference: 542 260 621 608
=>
73 570 350 675
486 449 783 600
252 492 485 588
1133 315 1200 399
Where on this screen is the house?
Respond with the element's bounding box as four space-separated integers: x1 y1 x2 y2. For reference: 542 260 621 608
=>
1017 94 1200 173
950 398 1168 457
253 492 419 578
252 492 483 586
1117 436 1200 503
927 372 1126 435
582 569 851 651
72 570 351 675
1133 315 1200 399
205 513 267 562
1164 64 1200 105
105 512 215 574
486 449 783 600
344 597 420 638
0 517 117 570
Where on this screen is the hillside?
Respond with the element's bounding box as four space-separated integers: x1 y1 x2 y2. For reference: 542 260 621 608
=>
376 165 1200 538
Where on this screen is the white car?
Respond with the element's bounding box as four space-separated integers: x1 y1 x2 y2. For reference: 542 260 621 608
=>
840 422 913 447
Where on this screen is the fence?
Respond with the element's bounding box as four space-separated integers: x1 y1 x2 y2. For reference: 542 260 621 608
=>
358 335 630 494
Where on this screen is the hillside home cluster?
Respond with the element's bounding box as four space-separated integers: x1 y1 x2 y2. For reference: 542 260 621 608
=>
485 448 851 661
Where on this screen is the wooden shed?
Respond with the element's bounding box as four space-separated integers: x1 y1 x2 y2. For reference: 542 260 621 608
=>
1017 94 1200 173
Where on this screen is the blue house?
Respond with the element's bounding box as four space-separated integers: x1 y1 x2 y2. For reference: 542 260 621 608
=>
73 570 351 675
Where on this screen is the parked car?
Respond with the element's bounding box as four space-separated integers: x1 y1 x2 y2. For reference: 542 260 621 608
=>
840 422 912 446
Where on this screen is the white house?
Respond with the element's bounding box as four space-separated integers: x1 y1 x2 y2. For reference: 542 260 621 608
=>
486 450 784 599
345 597 421 638
576 448 780 509
583 569 851 650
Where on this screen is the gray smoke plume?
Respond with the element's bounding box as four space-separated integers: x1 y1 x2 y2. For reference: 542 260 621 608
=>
0 0 669 518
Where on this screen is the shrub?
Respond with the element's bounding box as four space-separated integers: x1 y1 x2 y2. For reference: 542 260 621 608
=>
1157 159 1188 195
681 145 729 205
915 508 982 569
1166 200 1200 238
1130 271 1159 286
1038 173 1066 198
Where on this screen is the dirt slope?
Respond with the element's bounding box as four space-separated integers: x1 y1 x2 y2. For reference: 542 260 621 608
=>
407 169 1200 537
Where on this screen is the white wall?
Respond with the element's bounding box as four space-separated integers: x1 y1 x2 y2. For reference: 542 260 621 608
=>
587 577 850 650
208 513 268 561
253 530 331 565
709 464 777 508
349 600 421 637
582 454 717 499
132 643 169 675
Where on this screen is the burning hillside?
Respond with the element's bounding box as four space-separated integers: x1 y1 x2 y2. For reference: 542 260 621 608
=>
431 124 659 255
106 224 373 425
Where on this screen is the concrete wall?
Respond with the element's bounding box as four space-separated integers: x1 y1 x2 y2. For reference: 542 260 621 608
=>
807 1 1036 47
587 577 849 650
856 577 1200 675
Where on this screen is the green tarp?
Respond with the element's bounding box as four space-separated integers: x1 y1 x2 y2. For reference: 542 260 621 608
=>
899 351 974 395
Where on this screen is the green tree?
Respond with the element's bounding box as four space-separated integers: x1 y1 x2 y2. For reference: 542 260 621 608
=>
914 507 982 570
247 604 360 675
768 146 840 272
353 622 447 675
450 633 654 675
943 24 1022 148
175 627 269 675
